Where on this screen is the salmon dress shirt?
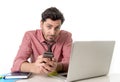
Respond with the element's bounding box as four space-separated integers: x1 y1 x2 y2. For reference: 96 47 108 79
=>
11 29 72 72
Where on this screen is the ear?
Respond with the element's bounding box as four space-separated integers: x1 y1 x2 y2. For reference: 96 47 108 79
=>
40 21 43 29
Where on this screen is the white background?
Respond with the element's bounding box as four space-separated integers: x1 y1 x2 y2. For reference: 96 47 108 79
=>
0 0 120 74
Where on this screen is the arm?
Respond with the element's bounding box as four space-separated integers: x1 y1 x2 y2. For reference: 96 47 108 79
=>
62 33 72 72
57 32 73 72
11 32 32 72
20 55 55 74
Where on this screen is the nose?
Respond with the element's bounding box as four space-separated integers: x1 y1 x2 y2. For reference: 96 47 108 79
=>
51 29 56 35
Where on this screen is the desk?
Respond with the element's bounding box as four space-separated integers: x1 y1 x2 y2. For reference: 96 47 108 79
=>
16 74 120 82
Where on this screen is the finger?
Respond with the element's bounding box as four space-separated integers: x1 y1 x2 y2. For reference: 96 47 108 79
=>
41 66 50 74
52 58 57 62
41 63 51 73
47 60 57 67
37 55 43 59
36 58 44 64
36 55 45 63
37 63 49 74
37 55 50 63
43 63 54 72
45 61 54 67
42 68 49 74
42 58 51 63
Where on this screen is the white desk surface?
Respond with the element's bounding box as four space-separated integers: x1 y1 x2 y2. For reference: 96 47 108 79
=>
16 74 120 82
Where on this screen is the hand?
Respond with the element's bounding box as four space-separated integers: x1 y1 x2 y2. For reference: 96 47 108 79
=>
45 58 57 73
31 55 57 75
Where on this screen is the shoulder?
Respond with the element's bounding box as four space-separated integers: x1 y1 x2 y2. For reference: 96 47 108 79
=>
57 30 72 42
60 30 72 35
57 30 72 44
24 29 41 36
22 29 42 40
60 30 72 37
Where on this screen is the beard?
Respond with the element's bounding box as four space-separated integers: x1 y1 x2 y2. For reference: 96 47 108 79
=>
46 35 56 42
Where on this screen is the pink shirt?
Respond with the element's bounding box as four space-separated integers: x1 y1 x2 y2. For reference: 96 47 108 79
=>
11 29 72 72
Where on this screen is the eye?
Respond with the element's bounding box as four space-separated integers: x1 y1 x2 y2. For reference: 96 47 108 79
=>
47 25 52 29
55 27 60 31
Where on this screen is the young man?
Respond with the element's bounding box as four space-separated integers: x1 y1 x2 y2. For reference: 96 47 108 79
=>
11 7 72 75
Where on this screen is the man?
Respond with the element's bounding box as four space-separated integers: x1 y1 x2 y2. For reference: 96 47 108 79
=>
11 7 72 75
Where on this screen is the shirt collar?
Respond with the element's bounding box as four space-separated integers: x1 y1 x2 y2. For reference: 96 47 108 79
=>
37 30 45 43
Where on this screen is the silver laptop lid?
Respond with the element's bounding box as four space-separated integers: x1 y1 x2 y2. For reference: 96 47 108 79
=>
67 41 115 82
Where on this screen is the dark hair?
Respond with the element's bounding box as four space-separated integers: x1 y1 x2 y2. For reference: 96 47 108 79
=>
41 7 65 24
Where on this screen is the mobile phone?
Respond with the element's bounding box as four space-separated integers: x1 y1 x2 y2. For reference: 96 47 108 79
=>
43 51 54 59
43 51 54 66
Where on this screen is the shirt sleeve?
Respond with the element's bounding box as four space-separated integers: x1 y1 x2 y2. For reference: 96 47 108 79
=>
61 32 73 72
11 32 32 72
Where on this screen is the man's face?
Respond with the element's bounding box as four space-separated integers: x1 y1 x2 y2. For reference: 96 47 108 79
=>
41 19 61 42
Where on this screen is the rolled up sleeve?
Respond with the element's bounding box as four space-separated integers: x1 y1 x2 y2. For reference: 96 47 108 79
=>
11 32 32 72
61 32 72 72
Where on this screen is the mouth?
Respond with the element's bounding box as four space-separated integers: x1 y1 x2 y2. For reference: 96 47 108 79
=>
48 35 55 38
47 35 56 41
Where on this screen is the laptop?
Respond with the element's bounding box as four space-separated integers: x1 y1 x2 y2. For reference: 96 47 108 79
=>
54 41 115 82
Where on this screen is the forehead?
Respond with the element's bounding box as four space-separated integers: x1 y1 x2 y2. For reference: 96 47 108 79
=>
44 19 62 26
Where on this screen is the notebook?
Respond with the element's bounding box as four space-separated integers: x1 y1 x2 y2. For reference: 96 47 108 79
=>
54 41 115 82
4 72 31 79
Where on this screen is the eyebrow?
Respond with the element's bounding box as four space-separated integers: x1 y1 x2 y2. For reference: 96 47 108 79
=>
46 23 60 28
46 23 53 26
